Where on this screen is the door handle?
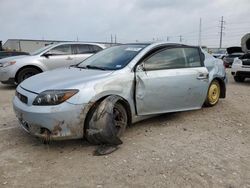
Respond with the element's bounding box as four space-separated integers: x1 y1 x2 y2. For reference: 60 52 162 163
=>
197 73 209 80
66 57 73 60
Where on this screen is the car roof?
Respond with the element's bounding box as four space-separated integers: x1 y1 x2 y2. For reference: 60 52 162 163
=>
50 42 107 49
119 42 199 48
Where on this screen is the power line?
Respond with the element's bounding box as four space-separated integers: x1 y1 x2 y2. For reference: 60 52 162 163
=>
226 20 250 25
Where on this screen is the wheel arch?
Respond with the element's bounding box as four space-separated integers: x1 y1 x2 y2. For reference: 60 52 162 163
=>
83 95 132 133
213 77 226 98
15 65 43 83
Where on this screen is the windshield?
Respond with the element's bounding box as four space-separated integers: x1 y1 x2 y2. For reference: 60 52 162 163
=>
77 44 147 70
30 44 54 55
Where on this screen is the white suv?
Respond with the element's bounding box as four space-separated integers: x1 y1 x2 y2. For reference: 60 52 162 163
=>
0 42 106 85
231 54 250 82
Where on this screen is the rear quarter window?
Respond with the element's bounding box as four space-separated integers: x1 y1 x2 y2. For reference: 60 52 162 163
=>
183 48 202 67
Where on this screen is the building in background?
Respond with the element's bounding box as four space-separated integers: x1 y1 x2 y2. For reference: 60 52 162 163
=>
2 39 115 53
3 39 69 53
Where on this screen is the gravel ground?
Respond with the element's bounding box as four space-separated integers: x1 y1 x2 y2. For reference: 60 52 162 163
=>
0 70 249 188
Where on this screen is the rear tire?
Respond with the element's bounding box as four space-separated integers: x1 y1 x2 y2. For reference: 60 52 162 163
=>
17 67 41 84
234 76 245 82
204 80 221 107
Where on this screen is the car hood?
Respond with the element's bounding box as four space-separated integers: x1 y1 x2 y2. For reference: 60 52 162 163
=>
0 55 30 63
0 55 32 64
20 67 114 93
226 47 243 54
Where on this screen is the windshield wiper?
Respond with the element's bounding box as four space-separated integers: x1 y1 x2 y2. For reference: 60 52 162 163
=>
86 65 106 70
70 64 88 70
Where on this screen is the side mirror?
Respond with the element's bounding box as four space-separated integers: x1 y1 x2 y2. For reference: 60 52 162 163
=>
42 51 57 58
42 52 52 58
136 63 145 72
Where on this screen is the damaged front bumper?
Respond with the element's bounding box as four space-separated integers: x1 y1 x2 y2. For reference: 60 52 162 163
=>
13 89 86 140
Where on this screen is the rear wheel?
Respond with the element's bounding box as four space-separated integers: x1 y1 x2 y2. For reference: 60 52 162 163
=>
234 76 245 82
204 80 221 107
17 67 41 84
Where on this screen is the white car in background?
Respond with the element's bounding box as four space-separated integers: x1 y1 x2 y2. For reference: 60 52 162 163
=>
0 42 106 85
231 54 250 82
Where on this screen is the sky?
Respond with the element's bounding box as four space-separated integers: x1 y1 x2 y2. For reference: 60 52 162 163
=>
0 0 250 48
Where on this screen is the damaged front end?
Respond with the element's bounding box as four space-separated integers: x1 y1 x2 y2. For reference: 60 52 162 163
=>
13 87 86 141
13 86 129 155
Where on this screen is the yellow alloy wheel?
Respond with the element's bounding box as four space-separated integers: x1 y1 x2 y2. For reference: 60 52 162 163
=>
206 80 220 106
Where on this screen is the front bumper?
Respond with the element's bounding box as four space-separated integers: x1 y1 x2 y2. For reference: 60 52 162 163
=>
231 64 250 78
1 78 15 84
0 67 13 82
13 87 86 140
232 71 250 77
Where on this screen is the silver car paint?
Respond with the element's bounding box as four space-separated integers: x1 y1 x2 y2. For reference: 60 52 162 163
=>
13 42 227 140
136 67 209 115
0 42 106 83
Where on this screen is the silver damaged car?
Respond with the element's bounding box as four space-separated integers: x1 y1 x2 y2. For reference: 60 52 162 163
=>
13 43 227 142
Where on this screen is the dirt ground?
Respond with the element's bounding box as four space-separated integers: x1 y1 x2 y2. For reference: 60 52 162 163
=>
0 70 249 188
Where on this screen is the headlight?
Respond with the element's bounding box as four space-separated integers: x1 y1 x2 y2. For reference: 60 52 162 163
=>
2 61 16 67
33 90 79 106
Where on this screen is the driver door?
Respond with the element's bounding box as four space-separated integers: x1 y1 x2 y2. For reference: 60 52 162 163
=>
135 47 209 115
41 44 75 70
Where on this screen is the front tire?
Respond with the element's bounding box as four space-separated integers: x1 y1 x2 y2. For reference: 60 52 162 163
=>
17 68 41 84
112 102 128 137
234 76 245 82
204 80 221 107
85 97 128 145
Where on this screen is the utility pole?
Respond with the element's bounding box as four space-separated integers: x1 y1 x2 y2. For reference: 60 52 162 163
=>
111 34 113 44
179 35 183 43
114 34 117 44
219 16 225 49
198 18 202 46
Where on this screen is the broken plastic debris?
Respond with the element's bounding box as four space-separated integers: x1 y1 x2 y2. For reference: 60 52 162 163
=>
93 145 119 156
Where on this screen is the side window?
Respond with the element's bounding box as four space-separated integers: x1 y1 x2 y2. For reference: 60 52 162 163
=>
144 48 186 71
91 45 103 53
76 45 91 54
183 48 202 67
48 45 72 55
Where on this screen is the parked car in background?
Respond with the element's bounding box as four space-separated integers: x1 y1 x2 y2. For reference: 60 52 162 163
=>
223 47 244 68
231 33 250 82
231 53 250 82
0 42 106 84
13 43 227 142
211 49 226 59
0 51 29 59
